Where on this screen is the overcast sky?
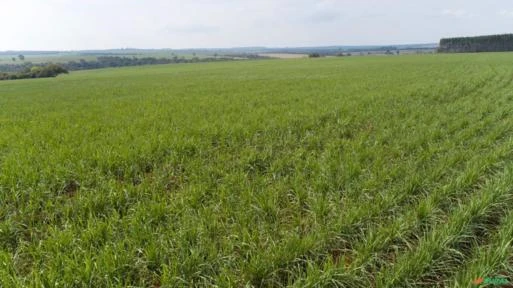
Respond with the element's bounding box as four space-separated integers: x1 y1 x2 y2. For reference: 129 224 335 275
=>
1 0 513 50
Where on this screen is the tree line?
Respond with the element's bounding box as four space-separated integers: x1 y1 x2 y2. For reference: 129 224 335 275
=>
64 56 235 71
0 55 238 75
0 64 68 81
438 34 513 53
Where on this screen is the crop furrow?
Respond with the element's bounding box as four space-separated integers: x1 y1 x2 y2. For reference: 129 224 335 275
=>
239 73 513 286
290 129 513 287
448 209 513 287
374 165 513 287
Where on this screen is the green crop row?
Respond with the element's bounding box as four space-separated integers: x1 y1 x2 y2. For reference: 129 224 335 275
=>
1 53 513 287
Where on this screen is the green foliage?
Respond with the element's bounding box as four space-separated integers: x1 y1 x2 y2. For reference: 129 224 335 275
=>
0 55 257 74
1 54 513 286
439 33 513 53
0 64 68 81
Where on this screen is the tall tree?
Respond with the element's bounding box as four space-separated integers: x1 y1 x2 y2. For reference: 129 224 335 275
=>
439 34 513 53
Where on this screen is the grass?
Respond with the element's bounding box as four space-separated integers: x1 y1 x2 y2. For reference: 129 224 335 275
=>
1 54 513 287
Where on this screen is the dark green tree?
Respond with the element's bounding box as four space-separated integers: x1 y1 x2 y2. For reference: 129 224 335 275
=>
439 34 513 53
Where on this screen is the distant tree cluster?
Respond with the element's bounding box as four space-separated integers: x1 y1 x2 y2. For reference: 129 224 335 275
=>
0 64 68 81
0 62 33 73
222 54 270 59
309 53 322 58
438 34 513 53
64 56 241 71
65 56 178 70
0 55 240 74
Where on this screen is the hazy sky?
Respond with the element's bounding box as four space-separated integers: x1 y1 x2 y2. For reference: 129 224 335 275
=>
2 0 513 50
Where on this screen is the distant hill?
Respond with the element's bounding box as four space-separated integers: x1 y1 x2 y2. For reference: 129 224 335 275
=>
168 44 439 55
0 43 439 57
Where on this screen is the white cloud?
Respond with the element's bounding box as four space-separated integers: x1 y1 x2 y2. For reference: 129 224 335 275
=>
2 0 512 50
441 9 474 18
498 10 513 17
163 25 220 35
304 10 342 23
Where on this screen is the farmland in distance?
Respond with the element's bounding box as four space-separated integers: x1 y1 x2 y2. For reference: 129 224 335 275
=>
1 54 513 287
